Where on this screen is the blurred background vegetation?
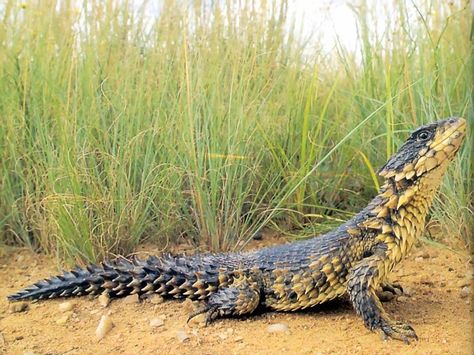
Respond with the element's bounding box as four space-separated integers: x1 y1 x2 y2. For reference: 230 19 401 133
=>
0 0 472 263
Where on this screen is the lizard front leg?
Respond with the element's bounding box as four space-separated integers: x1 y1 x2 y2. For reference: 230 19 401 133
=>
347 246 418 343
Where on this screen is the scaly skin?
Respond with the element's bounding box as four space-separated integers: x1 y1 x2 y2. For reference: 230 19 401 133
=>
8 117 466 343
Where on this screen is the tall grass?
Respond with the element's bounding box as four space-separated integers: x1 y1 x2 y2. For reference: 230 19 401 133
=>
0 0 471 263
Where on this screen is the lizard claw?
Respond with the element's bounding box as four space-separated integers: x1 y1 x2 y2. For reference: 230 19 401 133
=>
187 305 208 324
380 319 418 344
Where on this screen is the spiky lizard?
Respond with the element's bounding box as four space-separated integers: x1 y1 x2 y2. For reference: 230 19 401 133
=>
8 117 466 343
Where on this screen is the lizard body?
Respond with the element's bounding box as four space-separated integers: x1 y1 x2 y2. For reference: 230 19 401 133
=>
8 117 466 343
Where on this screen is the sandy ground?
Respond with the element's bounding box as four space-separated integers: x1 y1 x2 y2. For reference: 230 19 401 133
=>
0 236 472 355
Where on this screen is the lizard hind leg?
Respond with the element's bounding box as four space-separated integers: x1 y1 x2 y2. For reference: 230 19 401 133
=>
188 273 262 325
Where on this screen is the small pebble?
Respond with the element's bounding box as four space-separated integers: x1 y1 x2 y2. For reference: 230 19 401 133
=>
98 294 110 308
123 294 140 304
56 314 70 325
9 302 29 313
96 315 114 340
267 323 289 333
460 286 471 299
176 330 189 343
149 317 164 328
414 256 424 263
58 302 74 312
149 295 164 304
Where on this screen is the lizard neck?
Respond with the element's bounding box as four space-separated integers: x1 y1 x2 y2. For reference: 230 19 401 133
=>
359 159 450 263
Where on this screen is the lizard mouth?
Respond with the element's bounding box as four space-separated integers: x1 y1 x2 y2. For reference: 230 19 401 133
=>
427 117 466 156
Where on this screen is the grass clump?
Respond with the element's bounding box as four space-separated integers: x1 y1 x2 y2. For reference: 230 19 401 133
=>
0 0 471 263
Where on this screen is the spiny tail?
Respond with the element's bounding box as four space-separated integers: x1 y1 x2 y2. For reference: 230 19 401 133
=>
8 254 227 302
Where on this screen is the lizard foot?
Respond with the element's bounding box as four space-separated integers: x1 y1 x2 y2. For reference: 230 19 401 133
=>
380 319 418 344
378 282 403 302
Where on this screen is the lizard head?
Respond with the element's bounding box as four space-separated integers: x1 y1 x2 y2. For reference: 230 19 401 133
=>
377 117 466 182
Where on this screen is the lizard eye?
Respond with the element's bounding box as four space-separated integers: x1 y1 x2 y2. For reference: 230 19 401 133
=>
416 130 431 141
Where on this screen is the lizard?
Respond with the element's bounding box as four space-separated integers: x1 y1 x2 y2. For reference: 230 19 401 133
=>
7 117 466 343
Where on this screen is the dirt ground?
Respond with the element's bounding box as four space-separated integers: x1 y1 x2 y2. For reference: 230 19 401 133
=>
0 235 472 355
